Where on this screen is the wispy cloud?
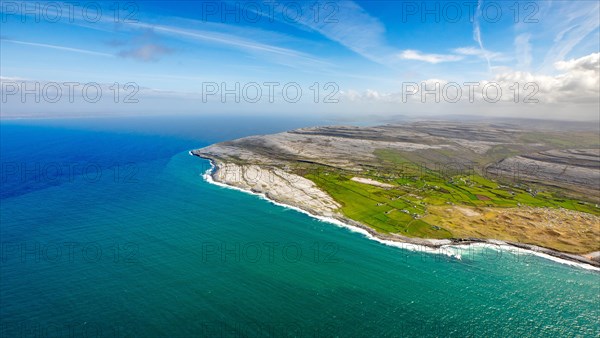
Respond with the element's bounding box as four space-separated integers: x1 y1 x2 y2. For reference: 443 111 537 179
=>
514 34 532 70
118 44 173 62
0 38 114 57
113 30 174 62
277 1 505 70
454 47 505 61
472 0 491 71
2 1 330 68
127 21 330 68
537 1 600 72
398 50 463 64
397 48 505 65
272 1 397 66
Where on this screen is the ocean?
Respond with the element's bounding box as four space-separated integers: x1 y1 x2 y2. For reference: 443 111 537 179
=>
1 116 598 337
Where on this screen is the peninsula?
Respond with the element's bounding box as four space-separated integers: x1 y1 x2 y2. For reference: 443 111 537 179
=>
192 121 600 267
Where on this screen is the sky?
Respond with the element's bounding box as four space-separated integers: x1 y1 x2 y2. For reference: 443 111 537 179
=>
1 0 599 120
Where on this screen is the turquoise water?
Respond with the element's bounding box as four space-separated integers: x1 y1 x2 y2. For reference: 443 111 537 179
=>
1 118 599 337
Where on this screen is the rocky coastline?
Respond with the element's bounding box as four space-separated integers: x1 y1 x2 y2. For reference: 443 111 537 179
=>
191 151 600 270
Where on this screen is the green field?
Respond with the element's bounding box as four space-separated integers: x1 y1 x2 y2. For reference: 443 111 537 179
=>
304 153 599 241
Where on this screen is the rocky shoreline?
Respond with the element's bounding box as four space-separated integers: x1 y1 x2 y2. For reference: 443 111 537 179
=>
191 151 600 270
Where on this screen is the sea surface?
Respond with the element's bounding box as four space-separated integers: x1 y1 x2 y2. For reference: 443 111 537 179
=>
1 116 599 337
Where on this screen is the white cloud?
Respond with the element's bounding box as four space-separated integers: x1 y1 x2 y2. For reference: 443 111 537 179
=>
514 34 532 70
535 1 600 72
338 53 600 119
493 53 599 103
454 47 505 62
398 50 463 64
555 53 600 72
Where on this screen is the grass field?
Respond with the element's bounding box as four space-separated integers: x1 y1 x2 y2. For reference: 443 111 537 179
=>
303 151 600 252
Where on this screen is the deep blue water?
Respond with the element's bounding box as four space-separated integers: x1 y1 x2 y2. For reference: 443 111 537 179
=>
1 117 599 337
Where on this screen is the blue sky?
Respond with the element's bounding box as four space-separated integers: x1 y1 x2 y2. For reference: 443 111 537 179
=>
1 1 599 119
